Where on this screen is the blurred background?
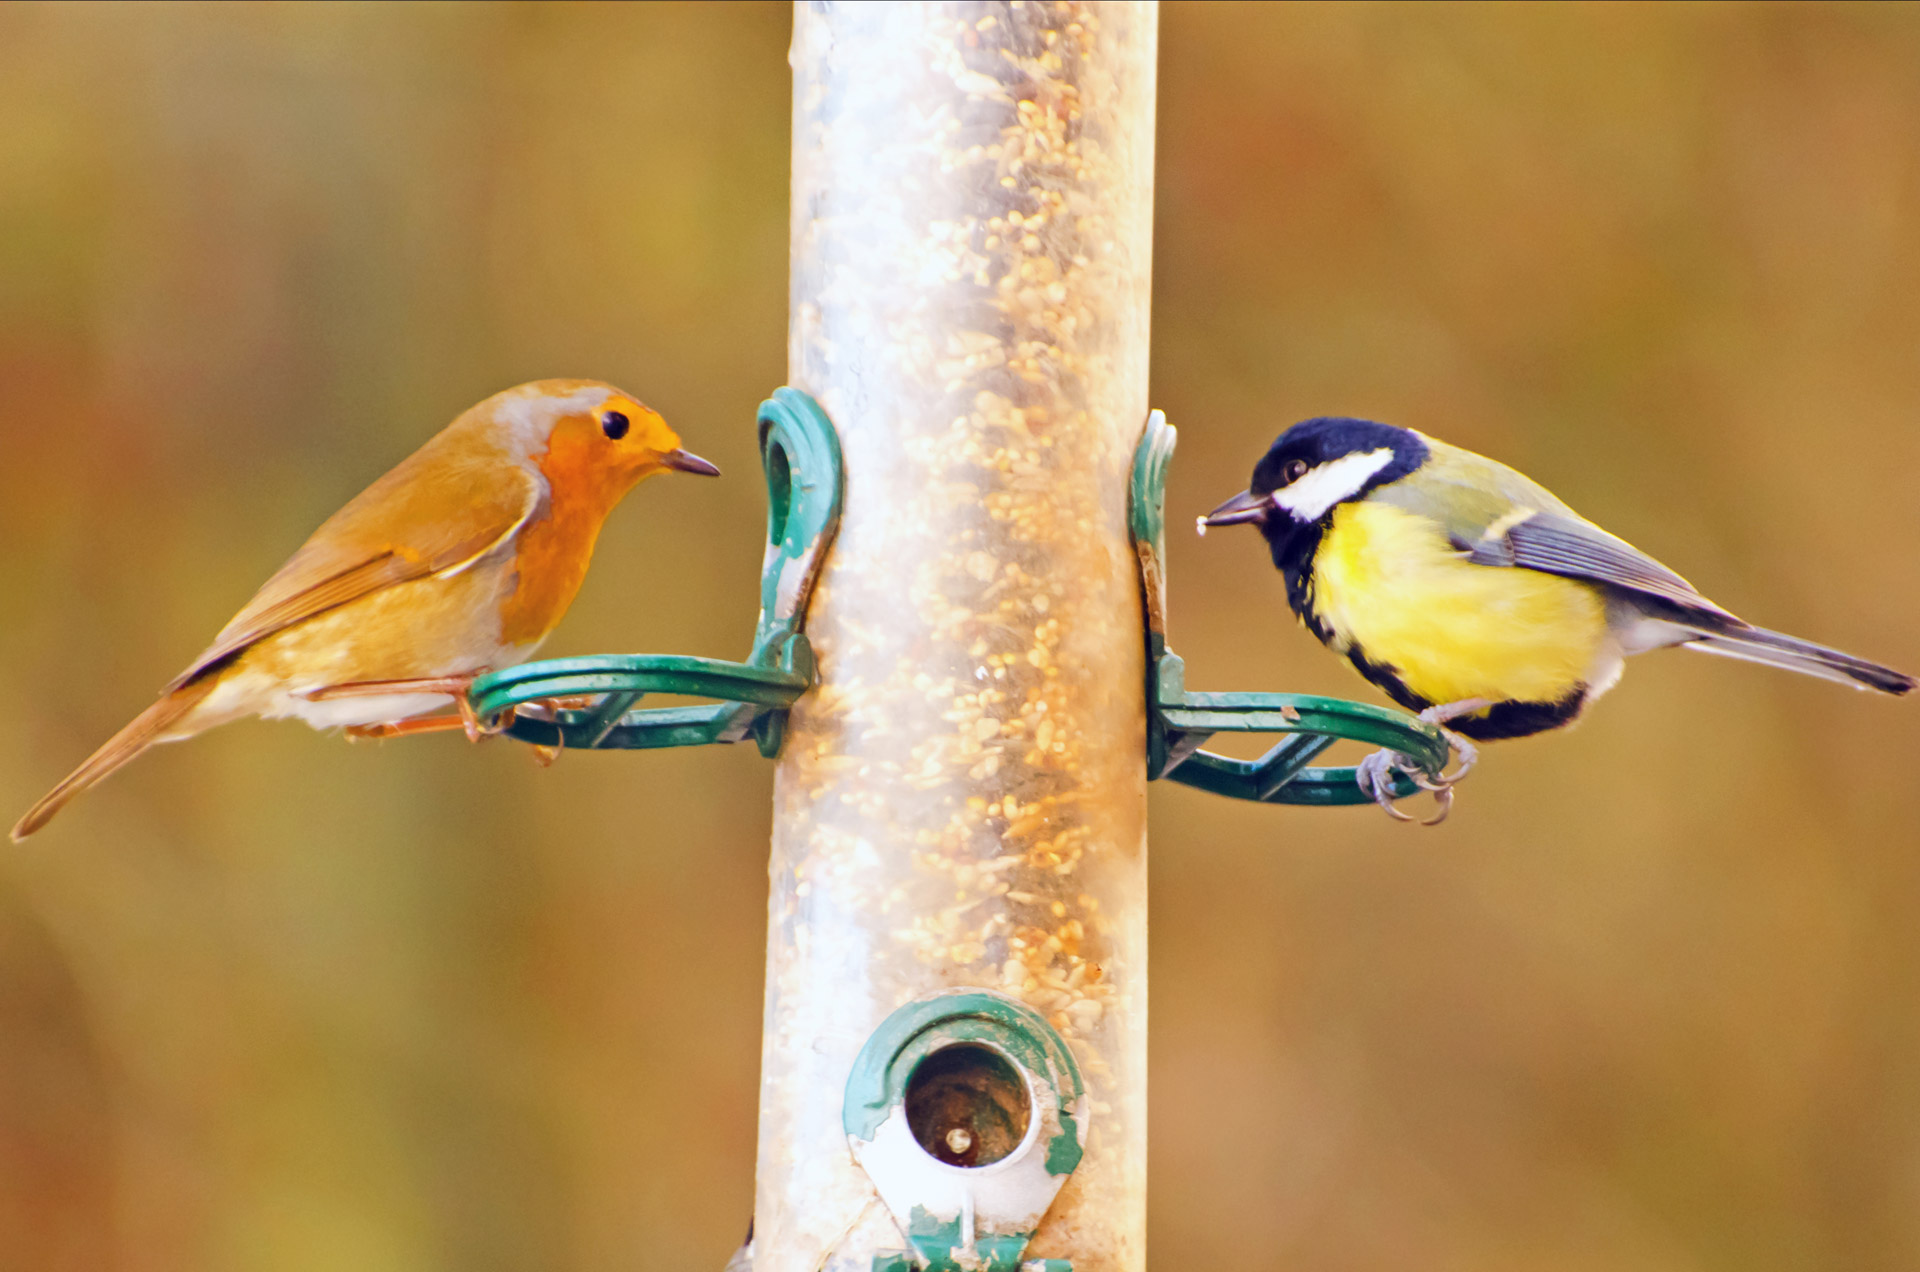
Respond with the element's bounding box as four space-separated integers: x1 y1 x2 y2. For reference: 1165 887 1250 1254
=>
2 2 1918 1268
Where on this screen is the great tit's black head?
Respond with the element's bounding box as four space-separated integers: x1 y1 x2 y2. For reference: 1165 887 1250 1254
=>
1200 418 1428 577
1202 417 1427 533
1250 418 1426 505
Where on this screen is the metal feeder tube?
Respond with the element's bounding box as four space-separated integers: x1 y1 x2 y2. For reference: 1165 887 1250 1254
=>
754 3 1157 1267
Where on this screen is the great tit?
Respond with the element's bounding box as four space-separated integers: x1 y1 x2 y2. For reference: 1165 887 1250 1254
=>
1200 417 1914 820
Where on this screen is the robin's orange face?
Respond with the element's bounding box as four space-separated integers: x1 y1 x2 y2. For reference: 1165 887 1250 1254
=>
585 393 680 469
537 393 716 510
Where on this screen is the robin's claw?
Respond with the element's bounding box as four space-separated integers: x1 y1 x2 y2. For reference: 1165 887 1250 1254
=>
450 683 488 743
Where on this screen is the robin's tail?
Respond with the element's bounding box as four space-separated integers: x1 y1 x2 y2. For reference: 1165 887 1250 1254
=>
12 678 218 842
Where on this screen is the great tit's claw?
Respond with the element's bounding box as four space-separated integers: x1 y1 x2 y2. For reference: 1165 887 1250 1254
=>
1357 730 1471 824
1378 795 1416 822
1355 749 1417 821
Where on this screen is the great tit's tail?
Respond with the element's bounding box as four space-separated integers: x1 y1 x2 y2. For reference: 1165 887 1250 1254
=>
11 677 218 842
1682 623 1915 696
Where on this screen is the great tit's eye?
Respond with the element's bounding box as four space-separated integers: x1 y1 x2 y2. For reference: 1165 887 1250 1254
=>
600 410 630 440
1282 458 1310 484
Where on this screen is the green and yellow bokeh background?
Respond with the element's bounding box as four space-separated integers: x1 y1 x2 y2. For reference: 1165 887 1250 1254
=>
3 3 1918 1267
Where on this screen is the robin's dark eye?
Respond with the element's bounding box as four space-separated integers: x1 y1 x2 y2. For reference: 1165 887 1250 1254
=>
1282 459 1310 484
601 410 630 440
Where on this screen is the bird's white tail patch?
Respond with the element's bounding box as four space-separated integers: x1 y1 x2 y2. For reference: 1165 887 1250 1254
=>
1273 447 1397 521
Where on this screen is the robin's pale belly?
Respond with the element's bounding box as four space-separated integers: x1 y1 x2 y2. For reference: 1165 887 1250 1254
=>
182 559 539 733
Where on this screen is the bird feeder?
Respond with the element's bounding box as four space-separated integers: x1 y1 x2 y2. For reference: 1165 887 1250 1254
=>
468 387 1445 1268
464 4 1448 1268
760 4 1156 1265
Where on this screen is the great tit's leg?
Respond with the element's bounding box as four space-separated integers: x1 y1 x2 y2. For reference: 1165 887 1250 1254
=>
308 674 511 743
1415 699 1489 786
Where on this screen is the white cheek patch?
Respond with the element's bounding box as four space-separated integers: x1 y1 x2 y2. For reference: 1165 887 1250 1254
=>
1272 447 1397 521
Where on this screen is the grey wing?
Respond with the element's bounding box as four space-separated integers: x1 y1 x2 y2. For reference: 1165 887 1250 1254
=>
1466 509 1739 621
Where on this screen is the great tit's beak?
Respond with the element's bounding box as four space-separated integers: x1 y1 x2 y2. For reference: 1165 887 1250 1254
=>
662 448 721 477
1197 488 1270 535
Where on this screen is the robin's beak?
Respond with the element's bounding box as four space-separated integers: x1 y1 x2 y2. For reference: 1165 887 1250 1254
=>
1197 489 1270 535
662 448 721 477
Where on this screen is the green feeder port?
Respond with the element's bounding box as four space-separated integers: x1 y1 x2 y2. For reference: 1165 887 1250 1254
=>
844 991 1086 1272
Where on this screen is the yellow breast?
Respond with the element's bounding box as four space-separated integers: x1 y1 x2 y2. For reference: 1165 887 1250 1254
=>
1311 500 1607 707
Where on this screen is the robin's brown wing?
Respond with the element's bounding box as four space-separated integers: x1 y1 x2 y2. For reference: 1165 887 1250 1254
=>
171 451 541 689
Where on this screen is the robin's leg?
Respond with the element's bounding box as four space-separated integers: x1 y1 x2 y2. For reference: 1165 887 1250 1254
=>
510 694 600 719
345 715 470 742
307 675 508 743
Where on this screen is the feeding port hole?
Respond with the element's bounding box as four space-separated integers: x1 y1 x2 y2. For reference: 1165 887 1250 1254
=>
904 1043 1032 1168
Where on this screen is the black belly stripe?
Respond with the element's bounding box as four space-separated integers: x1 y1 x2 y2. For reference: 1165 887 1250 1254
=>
1342 640 1588 741
1285 532 1588 742
1343 643 1431 715
1452 692 1587 741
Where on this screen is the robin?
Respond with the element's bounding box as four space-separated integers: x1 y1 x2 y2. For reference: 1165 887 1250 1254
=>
13 379 718 840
